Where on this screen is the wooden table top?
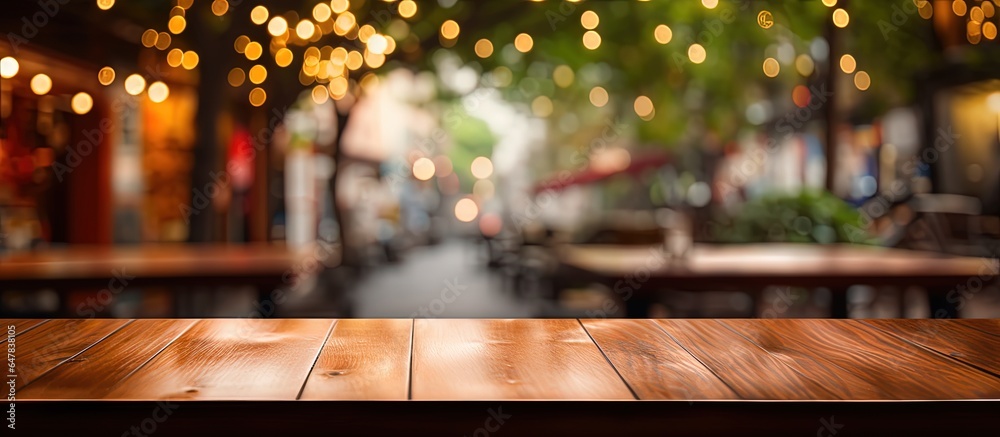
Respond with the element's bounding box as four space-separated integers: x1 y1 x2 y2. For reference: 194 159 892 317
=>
8 318 1000 401
558 243 998 286
0 243 325 288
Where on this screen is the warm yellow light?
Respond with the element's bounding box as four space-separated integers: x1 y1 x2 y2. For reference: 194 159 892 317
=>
268 17 288 37
953 0 967 16
702 0 719 9
413 157 436 181
441 20 460 40
141 29 157 48
514 33 534 53
244 42 262 60
470 156 494 179
228 68 246 87
839 54 856 74
346 51 363 70
313 3 332 22
634 96 654 118
311 85 329 105
155 32 171 50
398 0 417 18
181 51 199 70
177 0 193 8
98 66 115 85
822 0 837 7
331 0 350 14
532 96 553 117
71 92 93 114
168 15 186 34
211 0 228 16
328 76 349 96
832 8 850 27
581 11 599 30
553 65 574 88
854 71 871 91
248 65 267 84
590 86 609 107
475 39 494 58
148 81 169 103
985 22 998 40
30 74 52 95
368 34 388 55
96 0 114 11
582 31 601 50
275 48 293 67
249 87 267 106
688 43 706 64
654 24 672 44
454 198 479 223
167 48 183 67
794 54 815 77
296 20 316 39
971 6 985 23
762 57 780 77
0 57 18 78
251 6 269 24
335 12 356 34
987 92 1000 113
234 35 250 54
364 50 385 68
124 74 146 96
359 25 376 43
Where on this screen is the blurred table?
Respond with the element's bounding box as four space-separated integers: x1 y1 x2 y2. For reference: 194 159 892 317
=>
557 244 999 317
0 244 331 316
9 318 1000 435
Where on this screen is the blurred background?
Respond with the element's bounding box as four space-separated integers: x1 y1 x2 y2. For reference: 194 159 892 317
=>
1 0 999 319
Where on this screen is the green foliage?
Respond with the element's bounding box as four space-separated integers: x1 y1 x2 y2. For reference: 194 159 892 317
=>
711 190 873 244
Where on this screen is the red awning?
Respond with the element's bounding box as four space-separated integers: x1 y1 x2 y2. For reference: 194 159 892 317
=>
532 151 671 194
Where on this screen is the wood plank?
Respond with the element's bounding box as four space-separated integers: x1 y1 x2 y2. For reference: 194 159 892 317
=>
581 319 739 400
103 319 334 400
14 319 131 387
411 319 634 400
719 319 902 399
655 319 841 400
726 319 1000 399
864 319 1000 377
950 319 1000 338
0 319 48 341
299 319 411 400
19 319 198 399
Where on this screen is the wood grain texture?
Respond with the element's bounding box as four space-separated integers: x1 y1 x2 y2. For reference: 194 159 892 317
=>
655 319 841 400
726 319 1000 399
581 319 739 400
411 319 634 400
103 319 334 400
1 319 49 340
14 319 130 387
863 319 1000 377
299 319 412 400
19 319 198 399
951 319 1000 337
